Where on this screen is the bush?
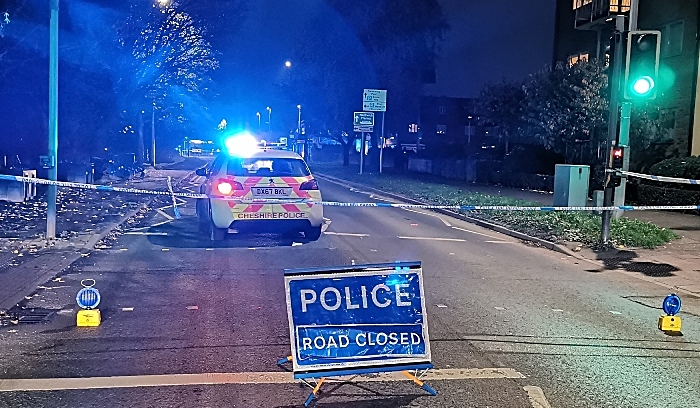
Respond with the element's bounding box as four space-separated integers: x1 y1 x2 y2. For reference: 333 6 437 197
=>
649 156 700 179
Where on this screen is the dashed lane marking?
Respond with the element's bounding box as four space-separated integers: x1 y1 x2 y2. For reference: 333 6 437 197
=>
324 232 370 237
524 385 552 408
0 368 525 392
451 226 503 240
402 208 452 227
123 232 169 236
398 236 467 242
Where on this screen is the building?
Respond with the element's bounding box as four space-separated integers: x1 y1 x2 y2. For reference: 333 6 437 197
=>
553 0 700 158
417 96 480 156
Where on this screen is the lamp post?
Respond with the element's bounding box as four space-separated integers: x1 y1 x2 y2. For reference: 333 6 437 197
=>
266 107 271 132
256 112 261 131
46 0 59 240
297 105 302 156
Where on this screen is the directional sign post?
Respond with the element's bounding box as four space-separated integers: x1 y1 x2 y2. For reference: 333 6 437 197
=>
362 89 387 174
354 112 374 175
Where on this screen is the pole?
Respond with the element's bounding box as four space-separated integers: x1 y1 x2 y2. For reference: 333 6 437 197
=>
268 108 271 132
46 0 59 240
613 0 639 218
297 106 302 156
379 112 385 174
151 102 156 167
601 15 626 246
359 132 365 175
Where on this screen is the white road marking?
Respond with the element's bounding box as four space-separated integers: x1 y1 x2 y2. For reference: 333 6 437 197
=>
402 208 452 227
398 236 466 242
324 232 370 237
524 385 552 408
484 240 515 244
161 248 170 252
151 220 173 227
0 368 525 392
451 226 502 239
123 232 169 236
610 310 622 315
121 307 134 312
156 209 174 220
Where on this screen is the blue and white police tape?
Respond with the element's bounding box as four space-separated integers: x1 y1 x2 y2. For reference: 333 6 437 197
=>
622 170 699 185
2 173 699 211
0 173 204 199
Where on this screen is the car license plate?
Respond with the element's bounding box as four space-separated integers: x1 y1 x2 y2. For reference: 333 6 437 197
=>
252 187 292 197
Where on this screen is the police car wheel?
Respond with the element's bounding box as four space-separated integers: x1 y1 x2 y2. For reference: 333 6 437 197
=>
197 201 209 232
304 226 322 241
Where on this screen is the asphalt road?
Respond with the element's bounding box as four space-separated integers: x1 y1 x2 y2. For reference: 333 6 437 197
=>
1 177 699 407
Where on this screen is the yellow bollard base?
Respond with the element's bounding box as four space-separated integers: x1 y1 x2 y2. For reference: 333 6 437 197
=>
77 309 101 327
658 315 681 333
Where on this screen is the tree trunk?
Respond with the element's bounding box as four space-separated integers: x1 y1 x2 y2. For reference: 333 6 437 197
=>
137 113 145 163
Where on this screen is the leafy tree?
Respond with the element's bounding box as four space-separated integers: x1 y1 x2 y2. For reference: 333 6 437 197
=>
117 0 219 162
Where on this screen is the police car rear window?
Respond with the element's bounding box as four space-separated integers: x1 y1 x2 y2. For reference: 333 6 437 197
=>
226 158 311 177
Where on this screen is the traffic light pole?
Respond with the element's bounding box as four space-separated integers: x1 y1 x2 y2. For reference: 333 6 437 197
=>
46 0 59 240
612 0 639 219
601 15 626 246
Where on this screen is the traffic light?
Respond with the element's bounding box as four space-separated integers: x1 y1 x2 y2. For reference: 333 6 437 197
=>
624 31 661 100
611 147 624 169
609 147 624 187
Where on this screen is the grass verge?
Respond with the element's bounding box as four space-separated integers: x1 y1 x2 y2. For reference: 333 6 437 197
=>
310 162 678 249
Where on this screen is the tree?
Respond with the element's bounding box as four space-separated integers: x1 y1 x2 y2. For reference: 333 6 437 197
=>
117 0 219 162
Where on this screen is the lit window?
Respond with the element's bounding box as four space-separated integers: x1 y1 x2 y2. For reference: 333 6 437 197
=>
659 21 684 57
572 0 592 10
609 0 630 13
437 125 447 134
439 106 446 114
567 52 589 67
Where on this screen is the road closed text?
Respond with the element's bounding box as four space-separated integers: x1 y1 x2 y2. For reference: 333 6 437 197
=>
296 324 427 359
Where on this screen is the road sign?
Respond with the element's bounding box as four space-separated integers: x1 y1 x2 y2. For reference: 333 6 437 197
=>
363 89 387 103
663 294 682 316
363 89 387 112
353 112 374 127
284 261 432 379
76 284 100 309
363 101 386 112
354 125 373 133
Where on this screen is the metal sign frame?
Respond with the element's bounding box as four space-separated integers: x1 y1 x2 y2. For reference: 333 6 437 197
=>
284 261 432 379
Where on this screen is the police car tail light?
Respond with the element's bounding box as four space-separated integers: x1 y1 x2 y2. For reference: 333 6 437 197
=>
215 179 243 195
300 179 319 190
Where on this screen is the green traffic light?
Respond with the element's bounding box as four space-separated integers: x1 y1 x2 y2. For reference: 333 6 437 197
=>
632 76 655 95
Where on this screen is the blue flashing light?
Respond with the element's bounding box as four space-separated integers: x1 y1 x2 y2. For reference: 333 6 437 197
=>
224 132 259 157
662 294 681 316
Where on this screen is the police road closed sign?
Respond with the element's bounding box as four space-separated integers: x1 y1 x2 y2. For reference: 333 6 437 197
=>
284 261 432 378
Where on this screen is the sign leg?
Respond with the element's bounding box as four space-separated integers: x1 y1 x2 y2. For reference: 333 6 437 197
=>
276 355 292 366
401 371 437 396
304 377 326 407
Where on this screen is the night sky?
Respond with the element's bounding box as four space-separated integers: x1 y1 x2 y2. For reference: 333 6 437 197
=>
0 0 556 161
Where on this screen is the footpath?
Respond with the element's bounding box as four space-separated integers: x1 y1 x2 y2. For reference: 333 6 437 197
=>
314 161 700 298
0 158 205 312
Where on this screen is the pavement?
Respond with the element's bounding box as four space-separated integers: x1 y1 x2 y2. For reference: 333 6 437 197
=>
0 159 204 312
0 176 700 407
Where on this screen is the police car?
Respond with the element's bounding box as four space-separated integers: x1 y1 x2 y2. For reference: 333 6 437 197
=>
195 134 323 241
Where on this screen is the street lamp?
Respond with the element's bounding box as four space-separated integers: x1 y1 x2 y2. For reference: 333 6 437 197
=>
256 112 261 131
266 107 272 132
285 60 292 68
297 105 302 156
156 0 171 7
